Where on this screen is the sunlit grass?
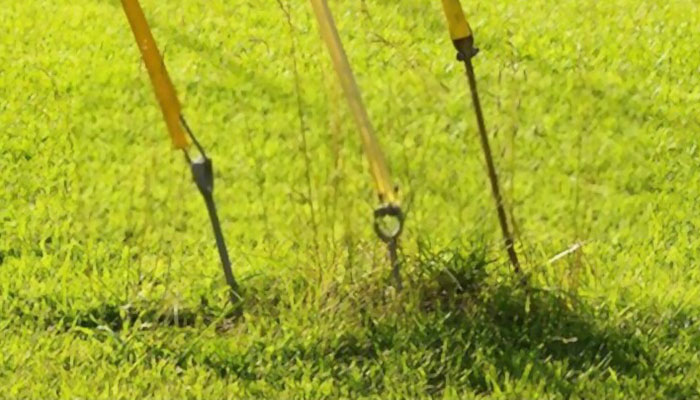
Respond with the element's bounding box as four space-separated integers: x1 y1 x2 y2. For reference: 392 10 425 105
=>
1 0 700 397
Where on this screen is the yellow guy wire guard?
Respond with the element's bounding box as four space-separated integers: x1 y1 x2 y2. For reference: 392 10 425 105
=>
440 0 473 41
309 0 398 206
120 0 188 149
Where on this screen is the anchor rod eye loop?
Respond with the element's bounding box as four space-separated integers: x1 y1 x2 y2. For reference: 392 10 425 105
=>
373 203 404 243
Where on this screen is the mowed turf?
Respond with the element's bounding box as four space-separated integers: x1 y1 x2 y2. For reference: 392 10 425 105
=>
2 0 700 398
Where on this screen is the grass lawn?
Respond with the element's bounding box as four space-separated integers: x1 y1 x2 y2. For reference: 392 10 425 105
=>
2 0 700 398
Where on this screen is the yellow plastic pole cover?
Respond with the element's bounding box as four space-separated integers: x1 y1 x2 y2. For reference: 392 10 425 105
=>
121 0 188 149
440 0 473 41
309 0 398 205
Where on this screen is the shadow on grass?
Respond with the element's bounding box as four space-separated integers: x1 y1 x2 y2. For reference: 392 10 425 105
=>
10 242 694 397
353 242 693 397
127 243 693 398
197 242 694 397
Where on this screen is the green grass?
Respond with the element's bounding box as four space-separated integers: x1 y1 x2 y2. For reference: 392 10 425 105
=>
2 0 700 398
